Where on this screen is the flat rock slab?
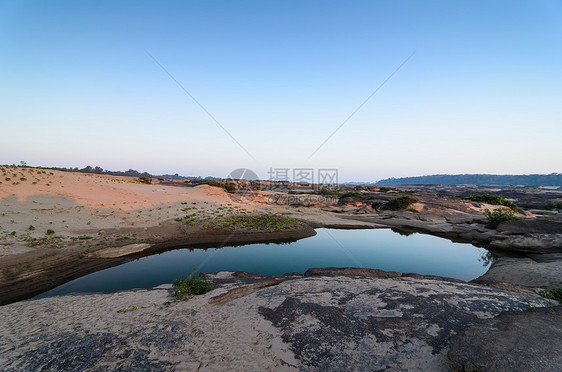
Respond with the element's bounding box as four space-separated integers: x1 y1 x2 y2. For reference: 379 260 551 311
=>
497 218 562 234
489 233 562 254
87 243 152 258
448 306 562 371
474 257 562 288
0 274 557 371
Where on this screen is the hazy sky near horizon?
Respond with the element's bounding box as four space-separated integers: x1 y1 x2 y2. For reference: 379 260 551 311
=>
1 1 561 181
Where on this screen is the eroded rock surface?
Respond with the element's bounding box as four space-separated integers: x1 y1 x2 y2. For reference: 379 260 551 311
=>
448 306 562 371
489 233 562 254
497 218 562 234
473 257 562 288
0 271 557 371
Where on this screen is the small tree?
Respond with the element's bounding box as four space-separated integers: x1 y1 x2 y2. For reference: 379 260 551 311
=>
483 209 517 229
138 176 152 184
381 196 418 211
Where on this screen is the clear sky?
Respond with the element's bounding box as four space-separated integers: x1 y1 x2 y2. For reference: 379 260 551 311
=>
1 1 561 182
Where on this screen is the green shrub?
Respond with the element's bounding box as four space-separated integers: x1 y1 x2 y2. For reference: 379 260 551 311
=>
339 192 363 199
314 188 340 198
223 182 236 193
138 176 152 184
483 209 518 229
543 201 562 211
468 194 518 210
46 229 55 235
377 187 394 193
203 180 224 188
313 188 362 199
381 196 418 211
538 287 562 303
200 214 298 231
171 275 215 301
203 180 236 193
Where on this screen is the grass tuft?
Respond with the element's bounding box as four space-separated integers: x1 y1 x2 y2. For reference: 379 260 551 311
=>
171 275 215 301
538 287 562 303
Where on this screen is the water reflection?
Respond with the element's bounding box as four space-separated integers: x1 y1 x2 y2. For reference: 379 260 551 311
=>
34 228 493 299
478 251 496 267
390 228 416 237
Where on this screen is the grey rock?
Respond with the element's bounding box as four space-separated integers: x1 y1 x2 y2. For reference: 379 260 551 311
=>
497 218 562 234
472 257 562 288
304 267 401 278
257 275 555 371
526 253 562 263
419 215 448 223
448 306 562 372
489 233 562 253
401 272 465 283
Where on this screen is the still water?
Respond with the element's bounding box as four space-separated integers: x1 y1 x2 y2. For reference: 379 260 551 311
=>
34 228 492 299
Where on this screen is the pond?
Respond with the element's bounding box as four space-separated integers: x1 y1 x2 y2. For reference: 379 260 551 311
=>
34 228 492 299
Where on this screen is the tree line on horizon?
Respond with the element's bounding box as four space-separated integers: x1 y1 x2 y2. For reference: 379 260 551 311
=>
375 173 562 186
14 163 220 181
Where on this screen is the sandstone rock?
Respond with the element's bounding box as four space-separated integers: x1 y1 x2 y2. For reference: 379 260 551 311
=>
87 243 151 258
473 257 562 288
401 272 465 283
448 306 562 371
526 253 562 263
489 233 562 254
304 267 401 278
528 209 558 216
321 206 346 213
419 215 447 223
497 218 562 234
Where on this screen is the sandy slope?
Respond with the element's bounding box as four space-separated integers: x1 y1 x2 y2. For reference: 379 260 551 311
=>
0 168 234 209
0 167 251 257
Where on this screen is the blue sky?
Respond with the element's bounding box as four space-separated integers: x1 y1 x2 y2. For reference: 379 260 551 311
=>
1 1 561 181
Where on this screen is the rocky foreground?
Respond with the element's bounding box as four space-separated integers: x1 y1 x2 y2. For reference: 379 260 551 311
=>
1 269 559 371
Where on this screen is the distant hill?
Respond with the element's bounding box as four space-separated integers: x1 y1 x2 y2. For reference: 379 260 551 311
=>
375 174 562 186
